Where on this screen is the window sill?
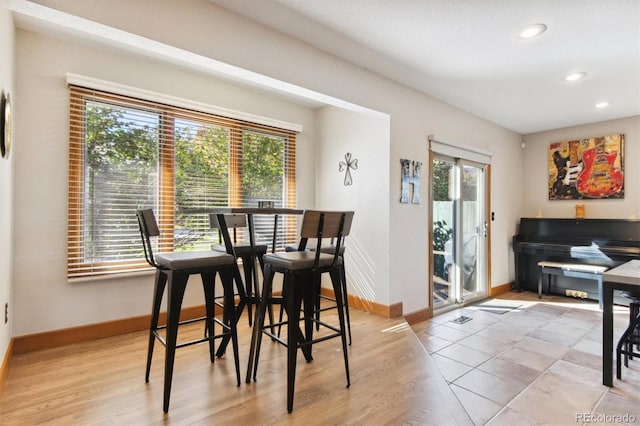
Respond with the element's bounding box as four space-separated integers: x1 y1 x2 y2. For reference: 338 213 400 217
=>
68 268 155 284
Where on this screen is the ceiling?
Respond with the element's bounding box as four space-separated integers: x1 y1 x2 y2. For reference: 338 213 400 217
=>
210 0 640 135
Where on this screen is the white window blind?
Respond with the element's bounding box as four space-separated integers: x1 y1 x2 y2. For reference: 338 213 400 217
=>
68 85 298 279
430 138 492 165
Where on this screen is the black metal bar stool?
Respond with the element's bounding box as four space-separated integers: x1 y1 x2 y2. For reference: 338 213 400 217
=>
285 242 352 344
136 209 241 413
210 213 268 326
247 210 354 413
617 291 640 379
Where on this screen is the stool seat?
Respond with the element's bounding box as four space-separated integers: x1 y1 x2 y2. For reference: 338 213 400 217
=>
286 244 346 255
213 243 268 256
155 250 234 270
263 251 340 270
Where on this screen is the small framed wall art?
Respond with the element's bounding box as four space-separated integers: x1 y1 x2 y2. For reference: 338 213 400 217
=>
1 92 12 159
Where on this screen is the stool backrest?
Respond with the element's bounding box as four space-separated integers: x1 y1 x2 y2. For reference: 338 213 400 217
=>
136 209 160 268
209 213 247 230
298 210 354 268
300 210 354 239
209 213 248 244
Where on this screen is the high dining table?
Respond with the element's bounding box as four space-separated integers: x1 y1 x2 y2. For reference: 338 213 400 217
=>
602 259 640 386
207 207 304 356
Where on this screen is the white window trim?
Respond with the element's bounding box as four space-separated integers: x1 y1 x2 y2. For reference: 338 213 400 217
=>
65 73 303 133
429 136 493 165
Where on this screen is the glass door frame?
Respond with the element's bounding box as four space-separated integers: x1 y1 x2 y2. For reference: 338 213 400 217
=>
458 158 489 305
429 152 490 312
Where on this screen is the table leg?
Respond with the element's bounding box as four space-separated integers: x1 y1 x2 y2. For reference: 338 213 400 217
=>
603 281 614 386
272 215 279 253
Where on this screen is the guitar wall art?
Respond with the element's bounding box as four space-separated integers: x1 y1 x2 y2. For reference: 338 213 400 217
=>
548 134 624 200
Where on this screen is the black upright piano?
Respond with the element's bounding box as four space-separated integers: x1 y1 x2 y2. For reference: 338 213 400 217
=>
513 218 640 301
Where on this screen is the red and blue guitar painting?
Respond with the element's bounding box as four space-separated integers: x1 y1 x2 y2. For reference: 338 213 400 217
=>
576 135 624 198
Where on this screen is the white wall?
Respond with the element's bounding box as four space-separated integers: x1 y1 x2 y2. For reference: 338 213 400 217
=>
315 106 390 304
383 88 523 311
13 30 317 335
0 6 15 361
11 0 524 332
522 116 640 220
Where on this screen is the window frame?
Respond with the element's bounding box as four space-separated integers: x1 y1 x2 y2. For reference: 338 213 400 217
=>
68 85 297 279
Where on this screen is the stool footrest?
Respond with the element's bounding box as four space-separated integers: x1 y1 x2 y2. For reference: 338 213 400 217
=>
151 316 233 349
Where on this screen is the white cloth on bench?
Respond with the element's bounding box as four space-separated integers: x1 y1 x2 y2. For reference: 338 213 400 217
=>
537 261 608 308
537 261 608 274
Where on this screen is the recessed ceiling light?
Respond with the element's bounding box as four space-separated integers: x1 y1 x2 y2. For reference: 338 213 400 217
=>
595 101 610 108
564 72 587 81
518 23 547 39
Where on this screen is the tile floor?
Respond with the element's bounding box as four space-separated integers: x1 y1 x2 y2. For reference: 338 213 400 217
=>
411 291 640 425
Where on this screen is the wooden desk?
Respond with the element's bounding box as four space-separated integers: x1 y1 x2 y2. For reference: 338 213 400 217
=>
602 259 640 386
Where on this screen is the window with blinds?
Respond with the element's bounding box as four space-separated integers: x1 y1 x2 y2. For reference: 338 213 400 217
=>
68 85 298 279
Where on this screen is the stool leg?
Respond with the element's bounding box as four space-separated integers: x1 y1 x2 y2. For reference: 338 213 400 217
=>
256 253 275 333
146 270 167 383
163 271 188 413
314 273 322 331
277 280 289 339
220 266 241 386
339 257 352 345
216 263 247 358
241 254 254 327
331 267 350 388
286 272 304 413
201 271 217 363
635 305 640 352
302 273 316 361
248 264 273 383
627 306 635 365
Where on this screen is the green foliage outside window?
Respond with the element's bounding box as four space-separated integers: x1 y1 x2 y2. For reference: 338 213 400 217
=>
81 100 289 264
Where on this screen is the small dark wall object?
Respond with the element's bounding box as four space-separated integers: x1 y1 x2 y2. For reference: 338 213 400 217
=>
338 152 358 186
1 92 11 159
400 159 422 204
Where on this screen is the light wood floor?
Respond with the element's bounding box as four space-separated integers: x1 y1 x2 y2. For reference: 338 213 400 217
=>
0 305 472 425
5 293 637 425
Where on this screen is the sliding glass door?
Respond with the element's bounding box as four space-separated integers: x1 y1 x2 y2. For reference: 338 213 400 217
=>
431 155 488 309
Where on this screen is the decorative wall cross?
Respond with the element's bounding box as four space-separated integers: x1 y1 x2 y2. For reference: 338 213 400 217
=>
400 159 422 204
339 152 358 186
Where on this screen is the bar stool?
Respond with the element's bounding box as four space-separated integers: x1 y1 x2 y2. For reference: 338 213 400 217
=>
616 291 640 379
210 213 268 326
285 241 352 344
247 210 354 413
136 209 241 413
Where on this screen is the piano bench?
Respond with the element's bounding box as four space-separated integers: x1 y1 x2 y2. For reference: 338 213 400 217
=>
537 261 609 308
